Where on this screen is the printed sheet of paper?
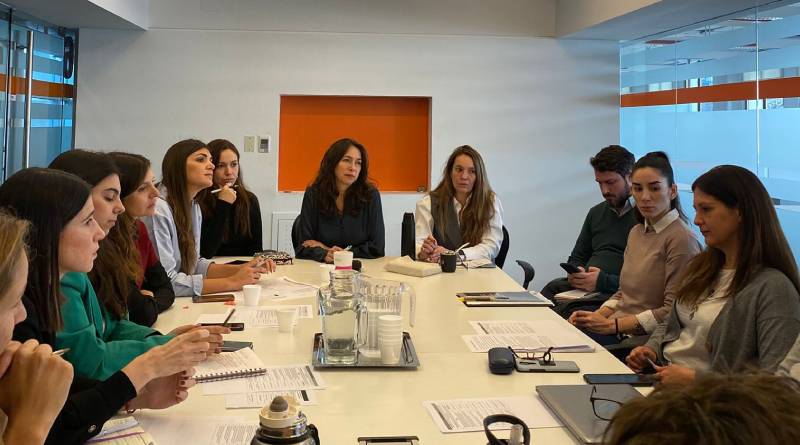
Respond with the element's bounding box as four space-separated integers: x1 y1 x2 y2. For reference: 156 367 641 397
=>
263 276 318 300
136 415 254 445
201 364 326 395
225 389 318 408
423 396 561 433
464 320 594 353
193 348 265 380
196 305 312 327
86 417 154 444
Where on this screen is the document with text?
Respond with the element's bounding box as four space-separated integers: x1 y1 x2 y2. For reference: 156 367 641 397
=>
464 320 594 353
225 389 318 409
423 396 561 433
201 364 326 395
196 305 312 327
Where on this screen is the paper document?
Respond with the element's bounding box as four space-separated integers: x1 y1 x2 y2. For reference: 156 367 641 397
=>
202 364 326 395
87 417 155 444
226 390 318 408
554 289 594 302
196 305 312 327
423 396 562 433
464 320 594 353
136 415 254 445
264 276 318 300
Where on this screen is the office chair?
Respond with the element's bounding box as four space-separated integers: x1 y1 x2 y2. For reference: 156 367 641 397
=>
495 226 510 268
401 212 416 259
515 260 535 290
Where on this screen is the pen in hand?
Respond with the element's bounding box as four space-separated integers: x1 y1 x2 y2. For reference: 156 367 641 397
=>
221 308 236 328
52 348 70 357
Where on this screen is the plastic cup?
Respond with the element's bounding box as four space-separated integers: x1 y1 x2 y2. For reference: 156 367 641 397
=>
242 285 261 306
379 341 403 364
319 264 335 285
333 251 353 269
277 308 298 333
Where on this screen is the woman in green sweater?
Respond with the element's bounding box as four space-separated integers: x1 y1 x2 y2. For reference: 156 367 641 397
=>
627 165 800 385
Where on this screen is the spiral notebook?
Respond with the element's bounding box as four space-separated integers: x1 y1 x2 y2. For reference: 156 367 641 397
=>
194 347 267 382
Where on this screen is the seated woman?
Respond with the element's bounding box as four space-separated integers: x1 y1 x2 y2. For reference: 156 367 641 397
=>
51 150 174 327
198 139 263 257
294 138 385 263
3 169 212 444
110 152 176 326
144 139 275 296
415 145 503 264
568 152 701 346
627 165 800 384
779 334 800 381
0 211 73 445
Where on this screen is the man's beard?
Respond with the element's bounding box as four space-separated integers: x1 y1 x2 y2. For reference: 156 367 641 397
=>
604 185 631 209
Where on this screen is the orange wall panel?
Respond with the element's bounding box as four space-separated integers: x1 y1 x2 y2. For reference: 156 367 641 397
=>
278 95 430 192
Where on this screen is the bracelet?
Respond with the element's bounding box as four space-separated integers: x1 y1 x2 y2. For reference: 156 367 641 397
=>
614 318 620 336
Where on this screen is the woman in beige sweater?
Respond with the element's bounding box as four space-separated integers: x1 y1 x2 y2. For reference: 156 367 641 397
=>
569 152 701 347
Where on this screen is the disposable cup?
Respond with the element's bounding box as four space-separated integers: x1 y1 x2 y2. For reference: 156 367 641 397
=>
242 285 261 306
319 264 335 285
380 342 402 364
276 308 298 333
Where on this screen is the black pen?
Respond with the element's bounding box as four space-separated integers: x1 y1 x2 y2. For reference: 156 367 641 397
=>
221 308 236 327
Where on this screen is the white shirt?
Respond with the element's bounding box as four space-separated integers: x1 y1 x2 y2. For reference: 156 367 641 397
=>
414 194 504 262
663 269 734 370
143 192 212 296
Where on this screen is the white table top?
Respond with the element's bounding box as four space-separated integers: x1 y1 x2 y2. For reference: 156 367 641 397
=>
149 257 633 444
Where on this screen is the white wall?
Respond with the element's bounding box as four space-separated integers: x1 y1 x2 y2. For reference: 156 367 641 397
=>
75 28 619 286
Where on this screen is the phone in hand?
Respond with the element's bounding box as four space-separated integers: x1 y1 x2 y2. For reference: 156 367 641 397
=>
583 373 655 387
560 262 582 274
200 322 245 331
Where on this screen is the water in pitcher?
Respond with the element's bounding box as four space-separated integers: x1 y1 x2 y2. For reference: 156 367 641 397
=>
319 282 361 365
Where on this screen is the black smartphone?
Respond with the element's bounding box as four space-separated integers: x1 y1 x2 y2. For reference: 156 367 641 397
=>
224 260 248 265
200 322 245 331
560 262 582 274
192 294 235 303
583 373 655 387
221 340 254 352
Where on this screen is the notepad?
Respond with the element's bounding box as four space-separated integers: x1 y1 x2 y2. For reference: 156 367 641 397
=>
457 291 554 307
193 348 266 382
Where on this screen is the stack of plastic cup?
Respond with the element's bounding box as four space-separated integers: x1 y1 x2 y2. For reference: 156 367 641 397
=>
378 315 403 364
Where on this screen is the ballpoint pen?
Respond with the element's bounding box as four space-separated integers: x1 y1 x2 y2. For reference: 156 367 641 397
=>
222 308 236 327
52 348 70 357
210 184 239 194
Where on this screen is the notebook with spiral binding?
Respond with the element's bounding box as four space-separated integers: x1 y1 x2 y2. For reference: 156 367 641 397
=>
193 347 267 382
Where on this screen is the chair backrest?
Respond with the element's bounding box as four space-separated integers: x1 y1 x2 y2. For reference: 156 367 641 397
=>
495 225 509 269
515 260 535 290
401 212 416 259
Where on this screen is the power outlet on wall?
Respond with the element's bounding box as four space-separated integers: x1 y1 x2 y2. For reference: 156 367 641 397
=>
258 135 271 153
243 136 257 152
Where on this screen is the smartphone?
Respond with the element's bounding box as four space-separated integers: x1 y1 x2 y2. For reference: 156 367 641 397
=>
583 373 655 387
221 340 254 352
192 294 235 303
224 260 248 265
560 262 582 274
200 322 245 331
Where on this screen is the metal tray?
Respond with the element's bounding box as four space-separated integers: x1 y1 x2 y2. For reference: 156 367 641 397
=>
312 332 420 369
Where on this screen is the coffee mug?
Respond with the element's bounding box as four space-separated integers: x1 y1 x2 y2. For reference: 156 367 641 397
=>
440 251 457 273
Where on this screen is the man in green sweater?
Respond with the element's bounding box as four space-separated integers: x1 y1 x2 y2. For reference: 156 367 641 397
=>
541 145 637 301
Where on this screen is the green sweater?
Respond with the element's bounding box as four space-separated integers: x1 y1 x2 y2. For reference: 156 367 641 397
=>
55 272 172 380
567 201 637 294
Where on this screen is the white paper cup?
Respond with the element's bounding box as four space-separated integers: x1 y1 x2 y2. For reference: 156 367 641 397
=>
242 285 261 306
379 341 402 364
319 264 335 285
333 251 353 269
277 308 298 333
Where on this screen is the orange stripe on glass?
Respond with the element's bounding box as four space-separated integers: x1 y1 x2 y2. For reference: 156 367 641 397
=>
0 74 75 99
620 76 800 107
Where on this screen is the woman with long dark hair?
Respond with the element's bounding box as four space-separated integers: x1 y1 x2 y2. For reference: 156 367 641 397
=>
3 168 211 444
627 165 800 384
294 138 385 263
416 145 503 263
144 139 274 296
569 152 701 347
198 139 263 257
107 152 175 326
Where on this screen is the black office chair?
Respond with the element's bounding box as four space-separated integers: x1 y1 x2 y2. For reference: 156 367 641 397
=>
401 212 416 259
495 226 510 269
515 260 535 290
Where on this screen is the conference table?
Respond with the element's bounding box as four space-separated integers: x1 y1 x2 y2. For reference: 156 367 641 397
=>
146 257 634 444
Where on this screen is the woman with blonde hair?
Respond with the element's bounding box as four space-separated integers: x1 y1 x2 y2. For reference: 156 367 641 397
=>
416 145 503 263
